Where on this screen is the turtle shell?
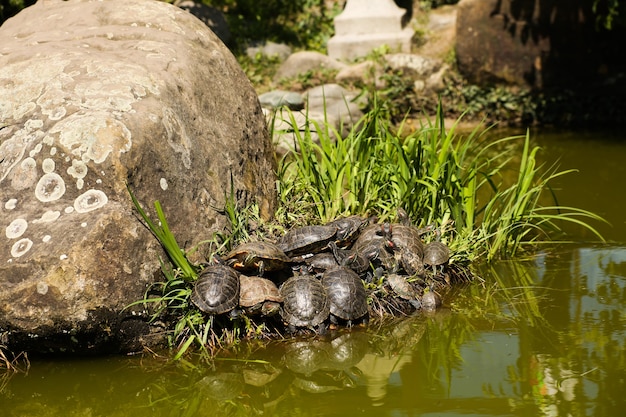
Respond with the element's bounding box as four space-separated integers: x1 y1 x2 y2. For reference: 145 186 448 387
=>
224 241 290 274
423 241 450 268
389 223 425 261
238 275 283 316
278 225 337 257
386 273 421 309
279 274 330 328
351 223 393 267
421 289 442 311
305 252 339 273
191 264 240 314
326 215 367 246
321 266 368 321
394 245 425 276
328 241 370 275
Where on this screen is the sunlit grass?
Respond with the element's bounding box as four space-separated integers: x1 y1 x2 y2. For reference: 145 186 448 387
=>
276 100 606 262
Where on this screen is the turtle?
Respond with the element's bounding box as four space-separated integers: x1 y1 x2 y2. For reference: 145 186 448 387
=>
386 239 425 276
328 241 370 275
421 287 442 312
423 229 450 276
277 224 338 257
386 273 422 309
191 264 240 315
238 275 283 316
351 223 395 270
223 241 291 276
279 273 330 333
387 222 426 262
304 252 340 273
326 215 368 247
321 266 369 326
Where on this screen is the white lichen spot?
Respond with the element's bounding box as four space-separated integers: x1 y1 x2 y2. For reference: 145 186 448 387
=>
81 222 87 228
25 119 44 130
160 177 168 190
47 107 67 121
52 113 132 164
10 157 38 191
64 206 74 214
76 178 84 190
42 158 55 174
11 238 33 258
32 210 61 224
67 159 88 179
36 281 49 295
50 147 57 156
28 143 43 158
96 179 102 184
60 254 68 260
35 173 66 202
43 135 54 146
74 189 108 213
6 218 28 239
5 199 18 210
43 235 51 243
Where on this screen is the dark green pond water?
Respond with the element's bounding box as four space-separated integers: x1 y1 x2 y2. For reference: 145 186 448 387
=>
2 129 625 417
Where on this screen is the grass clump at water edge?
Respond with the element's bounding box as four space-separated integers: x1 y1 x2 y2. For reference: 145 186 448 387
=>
129 101 606 358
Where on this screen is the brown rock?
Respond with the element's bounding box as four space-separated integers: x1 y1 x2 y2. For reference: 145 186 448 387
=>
0 0 275 354
455 0 547 87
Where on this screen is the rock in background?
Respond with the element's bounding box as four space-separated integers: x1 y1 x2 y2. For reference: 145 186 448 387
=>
0 0 276 354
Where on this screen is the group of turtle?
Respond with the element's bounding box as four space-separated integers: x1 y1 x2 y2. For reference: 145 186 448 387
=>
190 211 451 334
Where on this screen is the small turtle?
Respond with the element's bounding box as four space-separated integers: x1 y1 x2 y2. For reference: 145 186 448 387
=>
326 215 368 247
238 275 283 316
224 241 291 276
191 264 240 315
305 252 340 273
351 223 394 270
423 229 450 276
386 273 421 309
279 273 330 333
321 266 369 326
328 241 370 275
278 224 338 257
421 287 442 312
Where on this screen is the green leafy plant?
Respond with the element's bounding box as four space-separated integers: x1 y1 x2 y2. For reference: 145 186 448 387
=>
276 99 605 262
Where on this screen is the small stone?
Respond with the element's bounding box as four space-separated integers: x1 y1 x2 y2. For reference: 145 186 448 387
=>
259 90 305 110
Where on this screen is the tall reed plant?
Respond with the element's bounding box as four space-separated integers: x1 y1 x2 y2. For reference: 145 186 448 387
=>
276 101 605 261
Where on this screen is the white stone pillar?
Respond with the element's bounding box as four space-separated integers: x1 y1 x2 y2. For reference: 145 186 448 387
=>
327 0 414 61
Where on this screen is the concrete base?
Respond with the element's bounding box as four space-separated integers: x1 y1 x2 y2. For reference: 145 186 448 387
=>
327 0 414 61
328 27 414 61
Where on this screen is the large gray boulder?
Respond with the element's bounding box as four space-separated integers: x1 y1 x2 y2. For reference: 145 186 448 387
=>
0 0 276 354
